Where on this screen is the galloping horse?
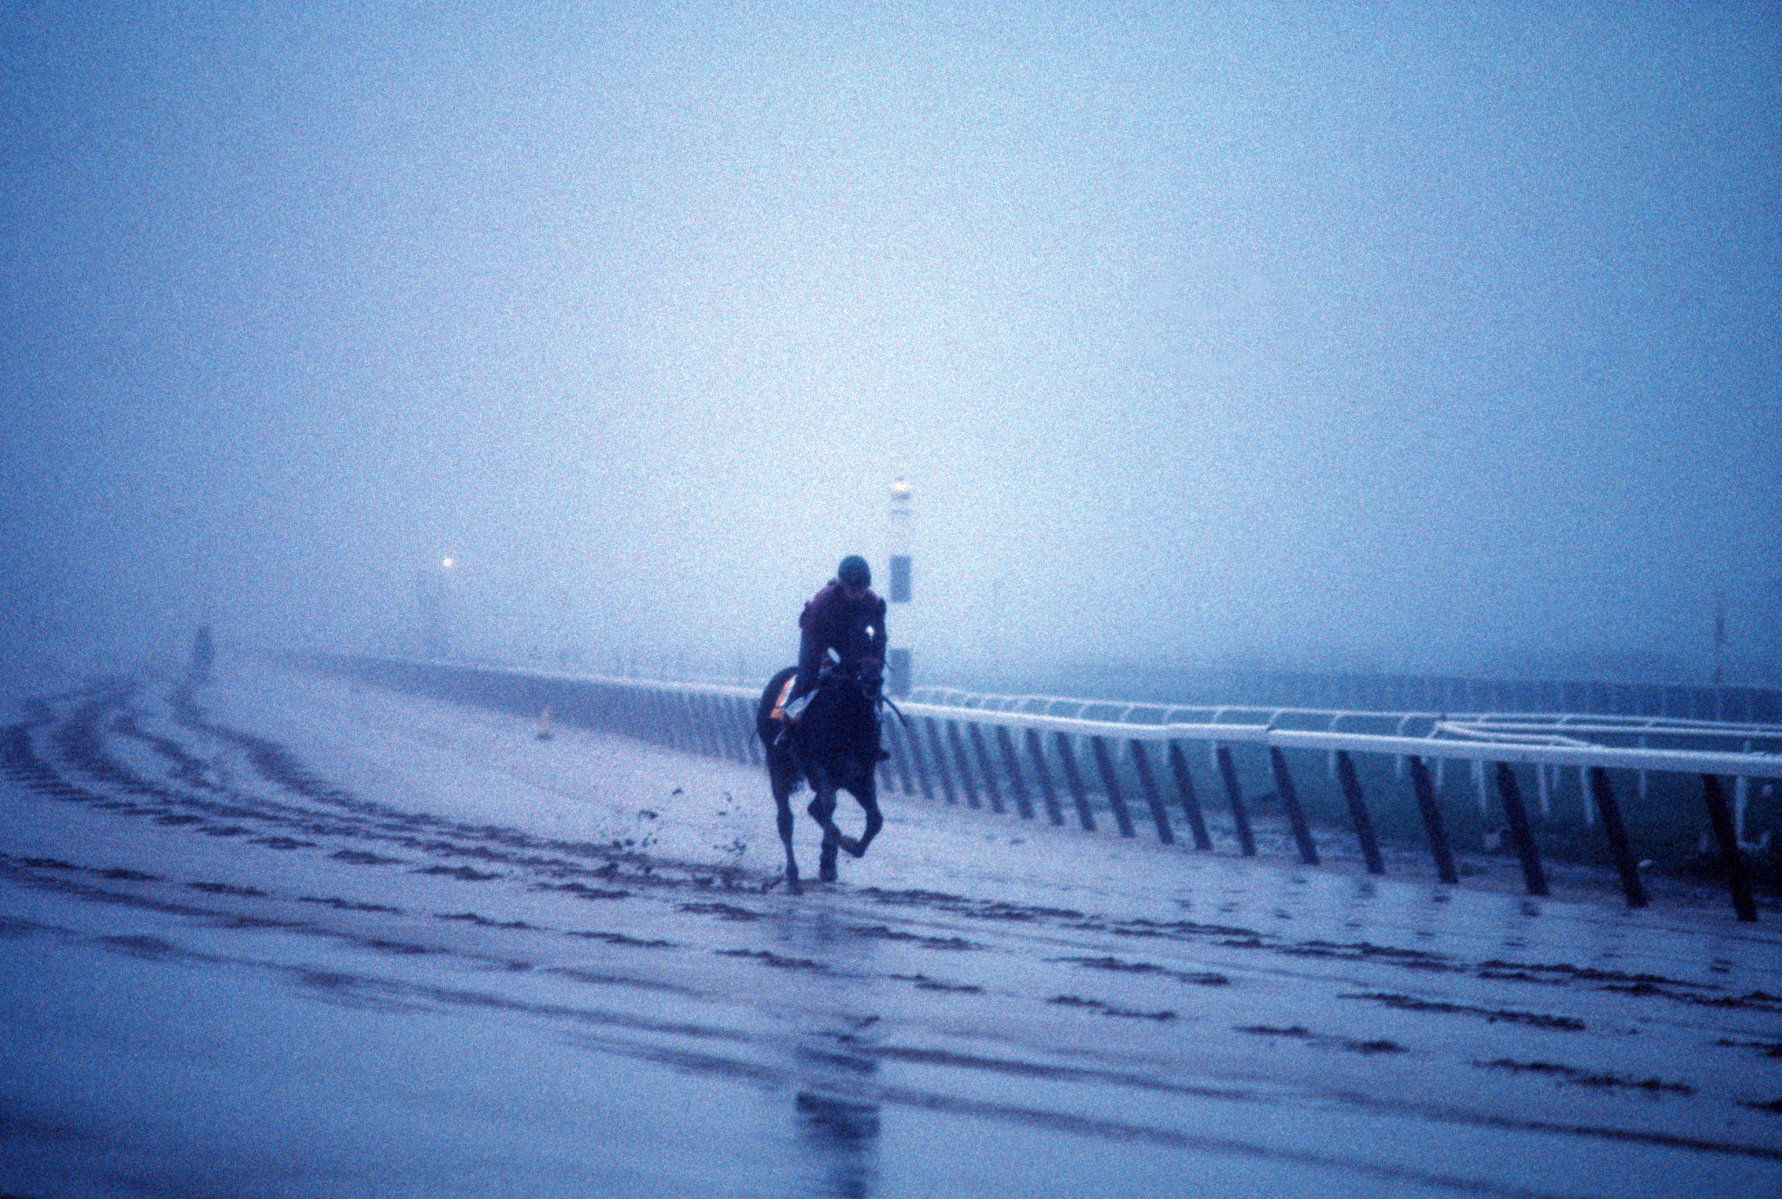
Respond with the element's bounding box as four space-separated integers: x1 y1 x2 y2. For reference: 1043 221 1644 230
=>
756 662 885 893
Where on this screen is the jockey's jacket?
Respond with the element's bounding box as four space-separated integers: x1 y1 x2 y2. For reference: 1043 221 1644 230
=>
788 578 888 708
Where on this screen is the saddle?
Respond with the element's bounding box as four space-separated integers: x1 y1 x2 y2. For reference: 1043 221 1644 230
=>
769 673 801 725
769 664 887 758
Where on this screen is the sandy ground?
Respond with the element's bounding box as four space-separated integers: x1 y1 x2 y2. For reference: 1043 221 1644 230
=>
2 657 1780 1198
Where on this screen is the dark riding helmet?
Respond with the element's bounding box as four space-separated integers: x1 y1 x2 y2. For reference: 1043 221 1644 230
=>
837 555 871 590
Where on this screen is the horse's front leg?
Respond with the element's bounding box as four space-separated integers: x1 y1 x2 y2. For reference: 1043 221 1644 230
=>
817 826 840 882
840 768 882 859
805 766 843 883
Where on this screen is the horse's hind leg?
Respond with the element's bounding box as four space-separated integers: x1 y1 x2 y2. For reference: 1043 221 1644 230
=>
768 755 802 894
776 790 802 894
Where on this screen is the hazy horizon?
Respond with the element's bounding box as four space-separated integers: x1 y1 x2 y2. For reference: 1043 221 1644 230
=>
4 2 1778 692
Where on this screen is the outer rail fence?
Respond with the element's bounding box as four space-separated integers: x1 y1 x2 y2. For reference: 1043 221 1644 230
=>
1044 664 1782 725
313 654 1782 922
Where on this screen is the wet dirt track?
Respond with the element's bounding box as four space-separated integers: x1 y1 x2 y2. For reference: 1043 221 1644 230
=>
2 664 1780 1197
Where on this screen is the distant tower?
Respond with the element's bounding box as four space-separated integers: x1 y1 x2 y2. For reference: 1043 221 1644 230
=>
887 473 914 695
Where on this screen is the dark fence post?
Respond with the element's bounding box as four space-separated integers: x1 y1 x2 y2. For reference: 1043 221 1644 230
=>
647 692 671 747
693 694 713 756
606 686 624 738
720 695 742 760
1053 732 1096 832
691 694 715 758
1334 751 1384 875
689 693 712 755
885 718 915 795
1128 741 1174 844
968 724 1005 814
899 719 934 799
947 722 981 810
683 693 704 755
630 690 651 744
739 697 763 765
1493 762 1548 897
1267 746 1319 865
1166 743 1213 850
1408 756 1459 884
714 695 734 759
700 694 727 759
673 692 696 753
599 684 620 736
924 720 958 805
743 695 764 764
996 726 1035 820
1214 745 1256 857
716 695 741 762
1703 774 1758 922
879 717 904 790
1026 729 1064 825
644 690 662 744
673 692 695 752
1089 736 1136 837
1587 767 1648 908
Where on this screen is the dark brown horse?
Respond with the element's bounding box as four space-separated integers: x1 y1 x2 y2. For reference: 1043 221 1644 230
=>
756 663 885 893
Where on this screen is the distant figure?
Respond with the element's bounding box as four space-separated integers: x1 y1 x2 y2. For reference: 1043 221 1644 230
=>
188 623 215 684
781 555 887 724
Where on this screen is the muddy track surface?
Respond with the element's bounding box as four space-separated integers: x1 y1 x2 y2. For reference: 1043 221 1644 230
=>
3 671 1781 1198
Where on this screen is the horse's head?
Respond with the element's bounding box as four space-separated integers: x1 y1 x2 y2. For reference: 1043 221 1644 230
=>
819 658 882 708
857 657 884 702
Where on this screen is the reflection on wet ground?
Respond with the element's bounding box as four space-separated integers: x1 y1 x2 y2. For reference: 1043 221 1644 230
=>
790 1017 883 1199
2 673 1780 1197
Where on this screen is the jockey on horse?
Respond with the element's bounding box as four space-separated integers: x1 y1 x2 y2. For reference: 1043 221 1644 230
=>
760 555 889 892
782 554 887 727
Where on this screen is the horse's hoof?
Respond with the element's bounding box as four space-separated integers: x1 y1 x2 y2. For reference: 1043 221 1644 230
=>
819 862 838 883
788 877 803 896
840 836 866 859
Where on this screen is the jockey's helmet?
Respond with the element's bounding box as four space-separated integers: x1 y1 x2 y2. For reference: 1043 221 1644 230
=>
837 555 871 590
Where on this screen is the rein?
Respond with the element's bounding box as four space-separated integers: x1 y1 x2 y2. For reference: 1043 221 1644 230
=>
880 692 914 734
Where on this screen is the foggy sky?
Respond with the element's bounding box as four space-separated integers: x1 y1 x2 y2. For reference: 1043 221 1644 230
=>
3 2 1778 686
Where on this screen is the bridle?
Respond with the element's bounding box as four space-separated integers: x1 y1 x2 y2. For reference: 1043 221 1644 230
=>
815 660 913 732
